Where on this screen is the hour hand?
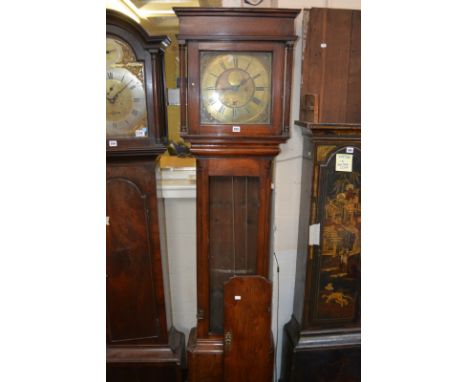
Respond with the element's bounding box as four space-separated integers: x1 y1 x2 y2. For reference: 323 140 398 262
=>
110 81 132 100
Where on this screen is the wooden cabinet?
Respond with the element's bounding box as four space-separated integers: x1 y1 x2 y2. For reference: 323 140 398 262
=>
106 10 184 381
280 123 361 382
174 7 299 381
299 8 361 124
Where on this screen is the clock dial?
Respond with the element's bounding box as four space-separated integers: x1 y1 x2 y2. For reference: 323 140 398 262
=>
200 52 272 124
106 36 149 139
106 67 147 138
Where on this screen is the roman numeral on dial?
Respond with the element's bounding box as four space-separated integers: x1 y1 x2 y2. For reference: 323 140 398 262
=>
232 108 238 120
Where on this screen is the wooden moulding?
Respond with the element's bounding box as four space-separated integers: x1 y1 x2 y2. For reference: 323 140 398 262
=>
296 121 361 140
174 7 300 41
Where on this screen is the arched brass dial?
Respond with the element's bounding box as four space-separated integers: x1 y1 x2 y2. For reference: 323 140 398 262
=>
106 67 147 137
106 36 148 139
200 52 272 124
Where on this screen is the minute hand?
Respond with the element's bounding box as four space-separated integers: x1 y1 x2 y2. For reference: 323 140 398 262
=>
110 81 132 100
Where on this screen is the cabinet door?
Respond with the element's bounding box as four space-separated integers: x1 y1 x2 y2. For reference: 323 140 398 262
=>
223 276 273 382
106 161 167 344
307 145 361 327
300 8 361 123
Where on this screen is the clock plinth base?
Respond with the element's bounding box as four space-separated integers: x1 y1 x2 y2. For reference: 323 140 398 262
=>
107 327 185 382
187 328 224 382
280 317 361 382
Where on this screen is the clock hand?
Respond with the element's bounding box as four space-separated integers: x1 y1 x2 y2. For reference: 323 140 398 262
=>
217 76 250 92
237 76 251 87
106 86 116 103
109 80 132 101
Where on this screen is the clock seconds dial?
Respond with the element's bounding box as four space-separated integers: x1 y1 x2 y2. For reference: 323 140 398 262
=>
200 53 272 124
106 67 147 137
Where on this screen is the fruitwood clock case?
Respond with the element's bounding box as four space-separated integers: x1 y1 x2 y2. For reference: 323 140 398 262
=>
174 7 299 382
106 10 184 382
280 123 361 382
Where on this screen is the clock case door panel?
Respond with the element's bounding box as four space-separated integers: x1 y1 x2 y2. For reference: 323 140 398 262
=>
306 145 361 327
107 10 169 155
106 160 168 345
186 41 285 137
223 276 273 382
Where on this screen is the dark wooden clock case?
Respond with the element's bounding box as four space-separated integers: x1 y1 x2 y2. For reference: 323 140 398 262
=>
174 7 299 382
106 10 184 382
280 123 361 382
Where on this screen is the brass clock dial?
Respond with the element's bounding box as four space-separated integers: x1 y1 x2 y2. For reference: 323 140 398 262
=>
106 67 147 138
106 36 148 139
200 52 272 124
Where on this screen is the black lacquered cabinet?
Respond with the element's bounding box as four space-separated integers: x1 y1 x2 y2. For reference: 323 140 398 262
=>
281 123 361 382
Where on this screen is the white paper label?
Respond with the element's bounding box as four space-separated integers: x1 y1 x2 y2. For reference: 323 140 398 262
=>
234 295 242 301
320 43 327 48
135 129 146 137
336 154 353 172
346 147 354 153
168 88 180 105
309 224 320 246
109 140 118 147
232 126 241 132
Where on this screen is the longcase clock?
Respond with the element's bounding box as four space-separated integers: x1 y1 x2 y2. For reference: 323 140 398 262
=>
280 123 361 382
174 7 299 382
106 10 184 382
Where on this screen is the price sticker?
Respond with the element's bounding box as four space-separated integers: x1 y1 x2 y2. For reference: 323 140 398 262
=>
135 129 146 137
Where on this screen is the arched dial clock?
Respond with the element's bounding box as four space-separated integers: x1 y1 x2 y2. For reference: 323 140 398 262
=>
174 7 299 382
106 10 169 154
106 10 184 382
